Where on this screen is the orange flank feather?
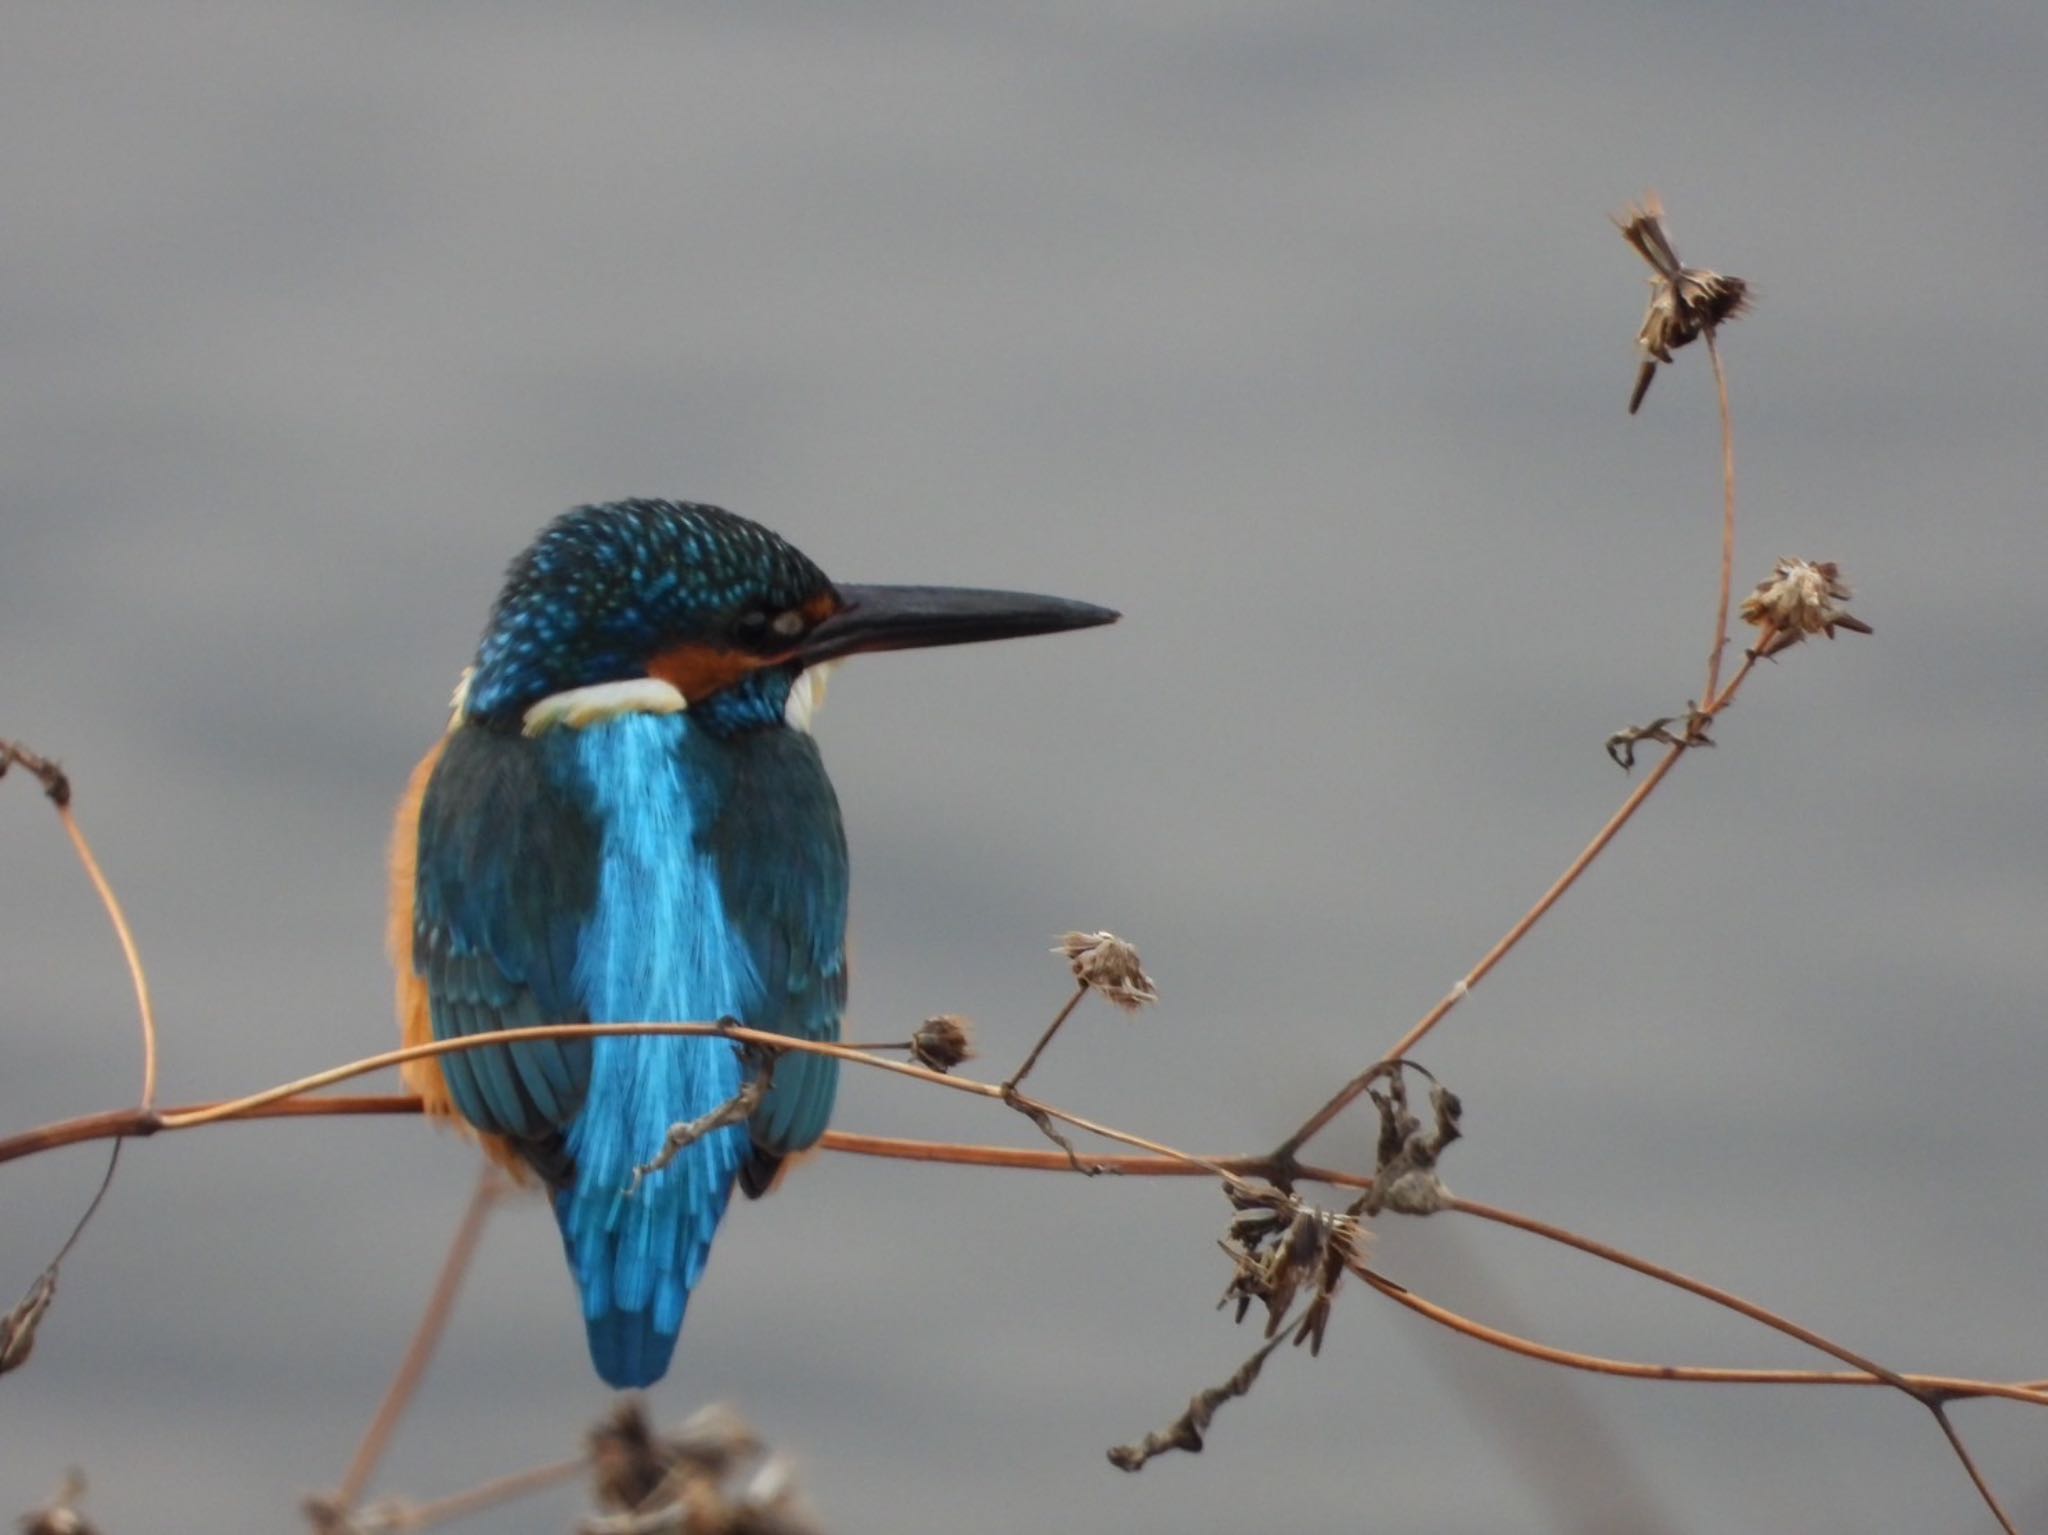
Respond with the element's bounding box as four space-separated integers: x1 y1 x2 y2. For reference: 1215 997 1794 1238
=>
388 736 532 1181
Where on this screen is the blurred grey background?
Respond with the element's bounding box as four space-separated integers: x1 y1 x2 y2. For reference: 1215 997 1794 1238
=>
4 6 2046 1532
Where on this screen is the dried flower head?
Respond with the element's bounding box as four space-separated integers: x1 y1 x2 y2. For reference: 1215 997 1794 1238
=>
1216 1183 1367 1357
1055 931 1158 1011
583 1401 783 1533
1740 557 1872 657
17 1471 96 1535
910 1014 976 1072
668 1402 763 1479
1616 193 1751 414
587 1399 668 1513
733 1455 826 1535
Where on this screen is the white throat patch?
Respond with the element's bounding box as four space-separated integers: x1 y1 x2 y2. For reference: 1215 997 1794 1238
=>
783 663 836 734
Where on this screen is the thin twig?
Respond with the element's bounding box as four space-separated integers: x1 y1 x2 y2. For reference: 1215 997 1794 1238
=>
330 1166 507 1514
6 1054 2048 1423
821 1130 1367 1189
154 1022 983 1131
1355 1263 2027 1531
123 1020 1252 1188
2 738 150 1377
1274 748 1682 1160
1449 1196 1909 1390
1929 1404 2021 1535
4 741 159 1111
1700 328 1738 704
1003 982 1088 1093
1350 1265 2048 1406
55 805 158 1112
392 1456 584 1530
0 1095 416 1165
0 1096 1365 1185
1279 650 1767 1161
1 1142 122 1375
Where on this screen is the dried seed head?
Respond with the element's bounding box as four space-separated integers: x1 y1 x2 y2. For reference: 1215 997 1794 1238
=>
734 1454 826 1535
17 1471 96 1535
1615 194 1751 414
910 1015 976 1072
1740 558 1872 656
1215 1180 1370 1350
668 1402 763 1479
587 1399 668 1512
1055 931 1158 1011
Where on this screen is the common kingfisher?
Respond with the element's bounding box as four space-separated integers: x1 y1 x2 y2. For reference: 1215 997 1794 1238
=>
389 499 1115 1388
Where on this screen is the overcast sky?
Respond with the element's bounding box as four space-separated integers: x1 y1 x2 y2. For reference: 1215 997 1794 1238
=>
5 6 2047 1532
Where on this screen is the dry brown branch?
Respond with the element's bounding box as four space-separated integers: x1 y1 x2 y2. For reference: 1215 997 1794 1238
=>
1702 330 1738 702
12 1082 2048 1418
1 740 151 1381
3 737 159 1112
323 1165 509 1520
1002 981 1087 1094
384 1457 585 1530
1276 600 1769 1170
1351 1264 2023 1531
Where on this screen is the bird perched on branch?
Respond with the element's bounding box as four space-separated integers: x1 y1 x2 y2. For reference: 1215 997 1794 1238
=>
390 499 1116 1386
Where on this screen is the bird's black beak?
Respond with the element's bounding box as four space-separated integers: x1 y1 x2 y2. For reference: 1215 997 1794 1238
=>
798 584 1118 667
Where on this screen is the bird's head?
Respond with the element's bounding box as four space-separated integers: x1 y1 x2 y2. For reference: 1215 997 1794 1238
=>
461 499 1117 737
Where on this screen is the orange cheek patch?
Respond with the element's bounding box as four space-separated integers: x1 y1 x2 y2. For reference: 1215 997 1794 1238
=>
648 642 764 702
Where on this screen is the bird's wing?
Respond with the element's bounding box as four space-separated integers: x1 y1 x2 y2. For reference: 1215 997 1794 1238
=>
408 724 601 1167
711 730 850 1192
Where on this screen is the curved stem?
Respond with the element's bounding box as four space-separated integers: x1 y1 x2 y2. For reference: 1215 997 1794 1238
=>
1701 328 1738 704
1351 1264 2048 1407
56 805 158 1111
333 1167 506 1512
1450 1196 1906 1390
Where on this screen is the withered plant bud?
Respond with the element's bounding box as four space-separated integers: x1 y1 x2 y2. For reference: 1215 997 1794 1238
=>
1740 557 1872 656
1055 931 1158 1011
1616 193 1751 414
587 1399 667 1513
0 1271 58 1378
735 1455 827 1535
668 1402 763 1479
909 1015 976 1072
17 1471 96 1535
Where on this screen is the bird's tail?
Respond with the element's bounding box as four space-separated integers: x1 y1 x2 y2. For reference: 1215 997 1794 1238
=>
555 1037 748 1388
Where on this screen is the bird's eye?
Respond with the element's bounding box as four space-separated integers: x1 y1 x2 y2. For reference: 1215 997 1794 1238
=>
732 606 807 650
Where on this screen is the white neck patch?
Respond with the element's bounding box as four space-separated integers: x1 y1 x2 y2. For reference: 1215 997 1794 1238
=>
522 677 687 737
783 663 836 734
447 667 475 731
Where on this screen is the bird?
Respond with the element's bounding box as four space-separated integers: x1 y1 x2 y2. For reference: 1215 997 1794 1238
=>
388 499 1116 1388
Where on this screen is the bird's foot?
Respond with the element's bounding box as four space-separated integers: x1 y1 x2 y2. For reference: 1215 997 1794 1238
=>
625 1078 765 1197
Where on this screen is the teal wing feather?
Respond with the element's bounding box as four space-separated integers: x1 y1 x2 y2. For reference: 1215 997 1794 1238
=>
713 728 849 1195
413 724 600 1177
